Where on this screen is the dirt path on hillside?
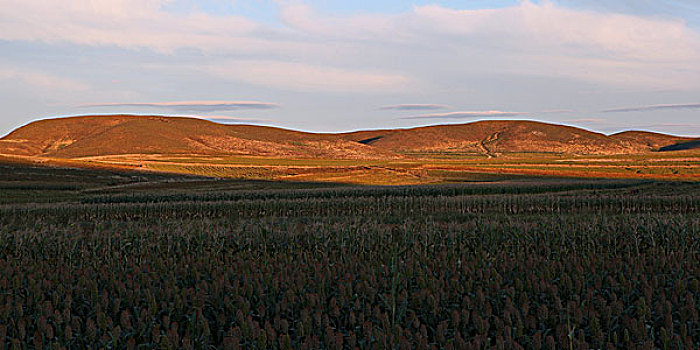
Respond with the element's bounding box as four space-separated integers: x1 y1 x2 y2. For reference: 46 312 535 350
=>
477 132 501 158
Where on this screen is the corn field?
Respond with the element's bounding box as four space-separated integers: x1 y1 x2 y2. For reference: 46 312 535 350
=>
0 180 698 349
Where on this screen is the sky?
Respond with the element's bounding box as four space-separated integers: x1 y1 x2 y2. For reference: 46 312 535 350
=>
1 0 699 136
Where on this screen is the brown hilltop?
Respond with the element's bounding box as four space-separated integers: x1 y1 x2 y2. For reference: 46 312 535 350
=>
0 115 396 160
342 120 695 155
0 115 696 159
609 130 695 150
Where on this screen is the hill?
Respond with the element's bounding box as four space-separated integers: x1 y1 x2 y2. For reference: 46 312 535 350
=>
342 121 699 156
609 131 699 151
0 115 697 159
0 115 396 160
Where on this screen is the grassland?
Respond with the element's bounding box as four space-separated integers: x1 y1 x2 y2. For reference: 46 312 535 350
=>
0 160 698 349
53 149 700 185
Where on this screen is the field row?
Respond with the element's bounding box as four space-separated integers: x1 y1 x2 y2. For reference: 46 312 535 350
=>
1 182 699 349
1 212 698 349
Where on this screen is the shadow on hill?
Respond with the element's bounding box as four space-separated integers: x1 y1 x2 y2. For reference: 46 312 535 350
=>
657 140 700 152
357 136 383 145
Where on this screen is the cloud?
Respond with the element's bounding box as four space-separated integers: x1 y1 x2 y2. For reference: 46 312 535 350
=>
182 115 275 124
81 101 279 112
0 0 260 52
2 0 700 135
0 1 698 94
207 61 412 93
402 111 524 120
602 103 700 113
642 123 700 128
412 3 699 62
280 3 405 42
279 2 700 89
380 104 449 111
536 109 575 114
206 117 272 124
601 123 700 136
0 68 88 91
562 118 608 124
553 0 700 26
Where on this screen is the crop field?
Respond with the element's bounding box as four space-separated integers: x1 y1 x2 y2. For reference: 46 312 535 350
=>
1 148 694 186
0 161 699 349
69 150 700 184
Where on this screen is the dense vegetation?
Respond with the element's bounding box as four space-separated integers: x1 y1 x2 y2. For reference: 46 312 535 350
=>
0 162 698 349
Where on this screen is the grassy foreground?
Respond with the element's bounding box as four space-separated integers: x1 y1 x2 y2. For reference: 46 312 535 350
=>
0 162 699 349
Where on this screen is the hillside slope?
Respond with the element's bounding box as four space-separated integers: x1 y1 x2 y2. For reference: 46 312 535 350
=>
342 121 694 155
0 115 696 159
610 131 699 151
0 116 396 159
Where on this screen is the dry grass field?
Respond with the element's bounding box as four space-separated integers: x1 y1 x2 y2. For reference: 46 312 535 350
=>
3 149 697 186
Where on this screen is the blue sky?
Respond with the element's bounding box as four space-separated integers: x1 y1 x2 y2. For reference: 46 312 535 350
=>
1 0 699 136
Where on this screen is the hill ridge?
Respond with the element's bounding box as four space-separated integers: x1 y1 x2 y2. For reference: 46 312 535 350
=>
1 115 697 159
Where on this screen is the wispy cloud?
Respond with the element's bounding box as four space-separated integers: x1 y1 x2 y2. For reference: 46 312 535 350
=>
635 123 700 128
0 68 88 91
206 119 269 124
196 116 274 124
380 104 449 111
195 115 272 121
602 103 700 113
599 123 700 136
3 1 696 89
562 118 608 123
401 111 524 120
536 109 576 114
207 61 412 93
81 101 280 113
0 0 259 53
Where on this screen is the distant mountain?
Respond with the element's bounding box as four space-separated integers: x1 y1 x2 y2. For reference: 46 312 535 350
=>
0 115 697 159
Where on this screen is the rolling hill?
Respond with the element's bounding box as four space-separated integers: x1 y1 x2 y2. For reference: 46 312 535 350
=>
0 116 396 160
0 115 697 160
340 121 693 156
